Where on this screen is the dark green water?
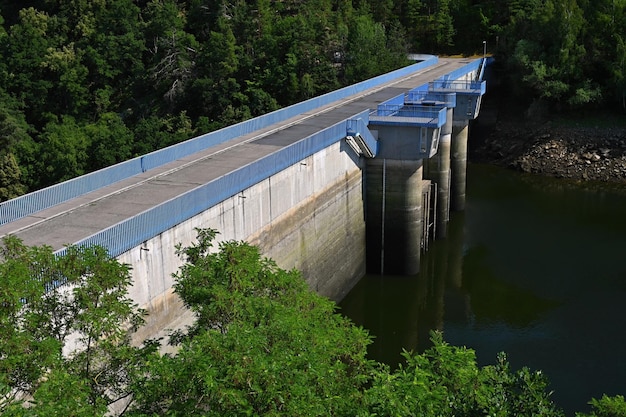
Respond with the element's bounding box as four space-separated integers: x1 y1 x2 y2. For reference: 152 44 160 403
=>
339 163 626 416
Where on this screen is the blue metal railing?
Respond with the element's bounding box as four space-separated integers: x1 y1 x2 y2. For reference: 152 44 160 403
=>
1 55 439 226
375 104 443 119
479 57 487 80
54 110 369 258
429 80 486 94
435 58 483 86
0 161 144 226
370 105 447 128
379 93 406 107
405 90 457 107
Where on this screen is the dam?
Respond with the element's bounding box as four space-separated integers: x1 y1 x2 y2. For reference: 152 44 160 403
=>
0 55 486 341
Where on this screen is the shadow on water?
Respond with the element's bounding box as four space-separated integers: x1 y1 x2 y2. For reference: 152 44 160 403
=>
460 243 561 329
339 163 626 416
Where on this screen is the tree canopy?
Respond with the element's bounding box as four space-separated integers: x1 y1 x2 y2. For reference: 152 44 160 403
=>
0 235 158 416
1 230 625 416
0 0 624 200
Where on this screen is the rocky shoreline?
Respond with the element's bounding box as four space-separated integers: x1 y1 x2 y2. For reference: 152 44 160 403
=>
470 118 626 185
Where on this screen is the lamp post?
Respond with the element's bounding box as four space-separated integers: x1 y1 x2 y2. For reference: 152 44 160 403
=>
482 40 486 60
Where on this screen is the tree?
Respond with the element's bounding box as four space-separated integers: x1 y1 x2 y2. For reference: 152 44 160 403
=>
144 0 198 110
86 112 134 170
582 0 626 110
502 0 603 109
131 111 195 156
128 228 576 416
0 236 158 415
130 228 376 415
0 93 31 199
576 395 626 417
404 0 424 51
344 13 392 82
40 42 90 117
37 117 90 187
432 0 455 51
0 152 25 201
366 332 564 417
79 0 145 118
370 0 396 25
186 12 244 125
3 7 57 129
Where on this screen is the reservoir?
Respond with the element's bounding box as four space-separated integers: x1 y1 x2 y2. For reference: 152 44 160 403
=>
340 162 626 416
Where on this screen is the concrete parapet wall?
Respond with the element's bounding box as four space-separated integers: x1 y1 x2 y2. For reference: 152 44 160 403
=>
120 141 366 341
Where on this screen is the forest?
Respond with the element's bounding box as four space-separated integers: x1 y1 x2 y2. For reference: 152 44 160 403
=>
0 0 624 201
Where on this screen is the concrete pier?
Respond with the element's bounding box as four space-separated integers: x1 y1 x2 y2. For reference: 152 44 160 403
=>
365 158 424 275
425 107 453 238
451 121 469 211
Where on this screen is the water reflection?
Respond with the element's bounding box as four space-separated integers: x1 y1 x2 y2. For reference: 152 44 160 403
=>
340 209 465 368
339 163 626 416
460 244 560 328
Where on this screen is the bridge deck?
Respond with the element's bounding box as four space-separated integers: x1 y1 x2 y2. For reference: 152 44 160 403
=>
0 58 472 252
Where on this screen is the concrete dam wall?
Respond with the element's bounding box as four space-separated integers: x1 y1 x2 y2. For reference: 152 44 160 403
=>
123 140 367 342
0 56 486 346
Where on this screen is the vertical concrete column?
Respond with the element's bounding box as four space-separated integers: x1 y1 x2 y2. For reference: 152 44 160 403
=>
426 107 453 239
451 121 469 212
365 158 423 275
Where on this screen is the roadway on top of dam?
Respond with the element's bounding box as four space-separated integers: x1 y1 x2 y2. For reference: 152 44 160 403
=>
0 57 472 252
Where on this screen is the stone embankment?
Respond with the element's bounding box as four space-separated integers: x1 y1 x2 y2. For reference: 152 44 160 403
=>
473 122 626 184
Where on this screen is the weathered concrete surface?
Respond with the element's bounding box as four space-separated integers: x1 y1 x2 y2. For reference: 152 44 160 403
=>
451 121 469 211
123 140 366 341
365 158 424 275
247 142 366 302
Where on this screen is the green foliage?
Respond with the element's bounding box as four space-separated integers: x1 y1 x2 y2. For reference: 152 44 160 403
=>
487 0 626 110
86 112 134 169
366 332 563 417
0 152 25 201
1 0 625 193
0 96 29 199
0 0 417 193
3 7 56 128
79 0 145 114
0 236 158 415
144 0 198 107
477 352 564 417
132 228 375 415
38 116 89 186
505 0 589 106
131 229 571 416
344 14 401 83
131 111 195 156
577 395 626 417
0 236 61 401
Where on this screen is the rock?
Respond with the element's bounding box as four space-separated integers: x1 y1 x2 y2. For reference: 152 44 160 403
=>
472 120 626 184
